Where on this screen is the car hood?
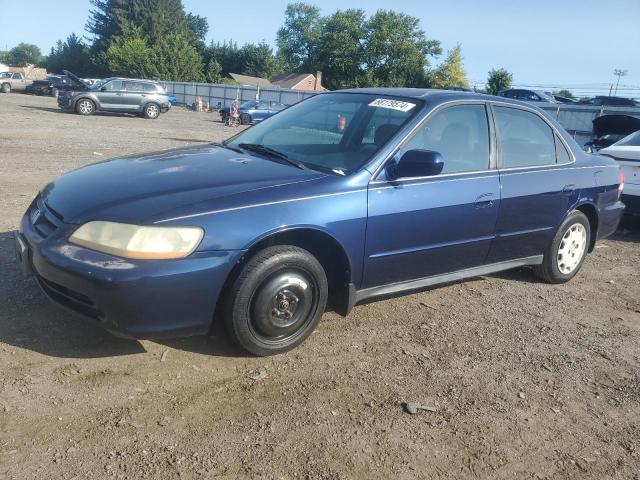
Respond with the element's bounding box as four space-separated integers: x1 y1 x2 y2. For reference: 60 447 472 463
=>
40 144 326 224
593 115 640 138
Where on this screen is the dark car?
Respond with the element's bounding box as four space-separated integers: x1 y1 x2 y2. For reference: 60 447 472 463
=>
15 89 624 356
585 114 640 151
498 89 556 103
219 100 287 125
26 74 79 96
581 96 638 107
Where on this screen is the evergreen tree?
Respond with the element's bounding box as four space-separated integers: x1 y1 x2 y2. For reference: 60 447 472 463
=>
430 44 469 89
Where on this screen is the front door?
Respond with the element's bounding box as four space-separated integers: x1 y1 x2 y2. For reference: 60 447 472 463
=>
97 80 126 109
364 103 500 288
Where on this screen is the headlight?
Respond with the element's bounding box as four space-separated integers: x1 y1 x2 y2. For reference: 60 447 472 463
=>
69 221 204 259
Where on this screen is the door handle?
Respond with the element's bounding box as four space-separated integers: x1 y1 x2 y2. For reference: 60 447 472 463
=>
475 193 495 208
562 184 575 193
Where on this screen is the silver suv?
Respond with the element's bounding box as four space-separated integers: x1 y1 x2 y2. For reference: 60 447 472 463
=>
58 73 171 119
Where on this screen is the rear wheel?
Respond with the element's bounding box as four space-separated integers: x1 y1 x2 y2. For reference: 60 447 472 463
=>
1 83 10 93
143 102 160 119
76 98 95 115
533 210 590 283
224 246 328 356
240 113 252 125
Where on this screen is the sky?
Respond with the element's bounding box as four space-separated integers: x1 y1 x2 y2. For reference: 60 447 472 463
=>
0 0 638 97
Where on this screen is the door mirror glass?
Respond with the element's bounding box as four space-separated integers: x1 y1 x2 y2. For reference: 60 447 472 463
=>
387 149 444 180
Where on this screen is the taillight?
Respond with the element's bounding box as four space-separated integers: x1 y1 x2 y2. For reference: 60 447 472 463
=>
618 170 624 197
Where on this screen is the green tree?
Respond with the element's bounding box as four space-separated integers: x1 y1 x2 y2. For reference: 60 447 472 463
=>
430 44 469 89
486 68 513 95
46 34 93 76
206 58 223 83
316 9 366 90
554 89 574 99
154 32 204 82
276 3 323 71
5 43 43 66
363 10 441 88
240 42 281 78
103 27 158 78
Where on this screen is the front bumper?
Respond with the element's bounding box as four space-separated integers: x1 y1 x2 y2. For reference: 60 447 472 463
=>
18 202 242 339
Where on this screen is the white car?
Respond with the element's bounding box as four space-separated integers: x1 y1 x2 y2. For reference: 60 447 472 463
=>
600 130 640 215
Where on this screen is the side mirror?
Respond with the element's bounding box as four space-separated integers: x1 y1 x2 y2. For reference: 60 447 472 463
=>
100 86 108 92
386 149 444 180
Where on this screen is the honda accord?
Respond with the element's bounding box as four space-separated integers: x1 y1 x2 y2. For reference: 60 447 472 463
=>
15 89 625 355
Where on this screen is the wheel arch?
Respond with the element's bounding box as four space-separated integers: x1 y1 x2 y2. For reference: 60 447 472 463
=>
573 202 599 252
214 227 354 328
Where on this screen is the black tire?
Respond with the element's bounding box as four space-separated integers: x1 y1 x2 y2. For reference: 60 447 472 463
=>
143 102 161 119
75 98 95 115
52 87 59 98
224 246 328 356
533 210 591 284
221 112 228 124
240 113 251 125
1 83 10 93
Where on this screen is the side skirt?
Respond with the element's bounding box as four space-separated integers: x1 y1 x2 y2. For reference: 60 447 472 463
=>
353 255 543 305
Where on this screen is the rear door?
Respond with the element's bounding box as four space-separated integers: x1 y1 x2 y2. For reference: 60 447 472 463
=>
364 102 500 287
122 81 148 111
487 104 576 262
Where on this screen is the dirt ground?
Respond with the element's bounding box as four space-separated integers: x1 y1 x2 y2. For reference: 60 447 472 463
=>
0 93 639 480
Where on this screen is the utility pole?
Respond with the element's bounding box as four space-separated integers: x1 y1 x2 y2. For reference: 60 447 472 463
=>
613 69 627 96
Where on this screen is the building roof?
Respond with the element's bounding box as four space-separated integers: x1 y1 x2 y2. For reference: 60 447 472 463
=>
229 73 272 87
270 73 314 89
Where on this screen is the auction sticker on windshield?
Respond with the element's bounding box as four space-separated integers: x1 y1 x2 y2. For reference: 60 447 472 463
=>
368 98 416 112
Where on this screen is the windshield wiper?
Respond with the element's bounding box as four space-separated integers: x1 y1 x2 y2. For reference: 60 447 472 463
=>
215 142 244 154
238 143 308 171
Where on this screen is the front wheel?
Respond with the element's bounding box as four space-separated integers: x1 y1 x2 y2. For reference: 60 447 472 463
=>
240 113 251 125
1 83 10 93
76 98 95 115
533 210 590 283
224 246 328 356
143 103 160 119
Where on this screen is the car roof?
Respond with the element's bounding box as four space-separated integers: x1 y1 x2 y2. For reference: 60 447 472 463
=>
335 87 526 107
103 77 163 85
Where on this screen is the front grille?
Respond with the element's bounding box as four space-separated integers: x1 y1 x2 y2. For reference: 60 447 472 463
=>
30 199 64 238
37 276 103 321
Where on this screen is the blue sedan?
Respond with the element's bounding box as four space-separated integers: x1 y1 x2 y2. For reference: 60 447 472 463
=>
15 89 625 355
219 100 287 125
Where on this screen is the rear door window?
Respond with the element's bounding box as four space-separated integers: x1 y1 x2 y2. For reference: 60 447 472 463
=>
555 134 572 164
494 106 556 168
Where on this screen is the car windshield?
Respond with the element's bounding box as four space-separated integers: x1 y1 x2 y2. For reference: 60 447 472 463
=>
239 101 257 109
613 130 640 147
226 93 422 175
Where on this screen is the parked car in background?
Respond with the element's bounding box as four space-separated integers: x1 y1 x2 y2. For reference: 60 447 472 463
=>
585 114 640 151
581 96 639 107
498 89 556 103
0 71 33 93
15 89 624 356
26 74 78 97
58 71 171 119
219 100 287 124
599 130 640 215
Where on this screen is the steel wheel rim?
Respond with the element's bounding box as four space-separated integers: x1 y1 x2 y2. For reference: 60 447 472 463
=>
249 269 318 343
557 223 587 274
79 100 93 114
147 105 159 117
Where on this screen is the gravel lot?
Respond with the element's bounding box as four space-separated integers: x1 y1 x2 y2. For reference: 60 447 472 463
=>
1 93 639 480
